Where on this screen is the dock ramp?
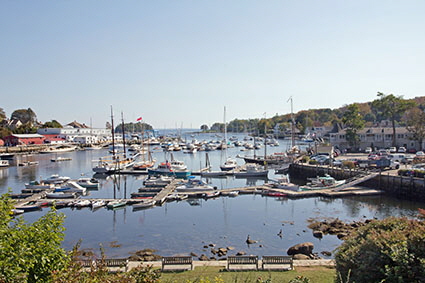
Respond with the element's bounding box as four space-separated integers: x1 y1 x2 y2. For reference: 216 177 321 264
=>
333 172 379 191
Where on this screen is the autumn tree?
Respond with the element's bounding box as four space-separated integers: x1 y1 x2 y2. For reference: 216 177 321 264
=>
342 103 365 149
371 92 416 146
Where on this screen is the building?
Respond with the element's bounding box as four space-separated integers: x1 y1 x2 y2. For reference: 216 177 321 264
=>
37 127 110 143
329 127 421 151
3 134 45 146
42 134 66 144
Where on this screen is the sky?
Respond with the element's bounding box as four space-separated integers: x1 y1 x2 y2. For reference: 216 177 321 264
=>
1 1 425 129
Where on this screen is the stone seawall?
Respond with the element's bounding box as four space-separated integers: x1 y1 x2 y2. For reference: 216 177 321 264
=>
289 163 425 202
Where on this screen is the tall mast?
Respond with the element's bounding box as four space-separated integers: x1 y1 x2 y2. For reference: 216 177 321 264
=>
121 112 126 159
110 106 115 157
224 106 227 149
288 96 295 148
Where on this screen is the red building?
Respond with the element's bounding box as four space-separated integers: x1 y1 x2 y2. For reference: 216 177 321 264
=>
3 134 45 146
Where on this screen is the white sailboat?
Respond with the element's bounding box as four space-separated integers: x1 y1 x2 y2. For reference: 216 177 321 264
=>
220 106 238 171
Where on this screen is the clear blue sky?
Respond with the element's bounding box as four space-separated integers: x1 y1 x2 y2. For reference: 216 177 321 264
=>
1 1 425 129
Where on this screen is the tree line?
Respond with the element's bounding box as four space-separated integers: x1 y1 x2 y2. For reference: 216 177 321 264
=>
201 92 425 147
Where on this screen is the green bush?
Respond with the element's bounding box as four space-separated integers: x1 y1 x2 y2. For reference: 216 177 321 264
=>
309 159 318 165
342 161 355 169
335 217 425 283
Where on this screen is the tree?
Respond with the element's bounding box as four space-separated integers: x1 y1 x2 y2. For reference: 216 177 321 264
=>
406 108 425 151
42 120 63 128
200 124 209 131
0 108 5 123
0 192 69 282
11 108 37 124
335 217 425 283
342 103 365 149
371 92 416 146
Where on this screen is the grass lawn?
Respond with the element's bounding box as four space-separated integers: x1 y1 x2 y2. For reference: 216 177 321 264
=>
159 266 336 283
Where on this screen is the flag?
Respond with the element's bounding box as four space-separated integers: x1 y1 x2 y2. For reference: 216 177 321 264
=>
136 117 142 122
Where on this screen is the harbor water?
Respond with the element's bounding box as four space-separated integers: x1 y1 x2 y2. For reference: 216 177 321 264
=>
0 132 423 259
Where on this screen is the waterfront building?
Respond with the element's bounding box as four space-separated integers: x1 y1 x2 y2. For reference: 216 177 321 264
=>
330 127 421 151
3 134 45 146
37 127 110 144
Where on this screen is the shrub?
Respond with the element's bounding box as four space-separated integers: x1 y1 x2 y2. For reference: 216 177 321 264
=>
342 161 355 169
309 159 318 165
334 217 425 283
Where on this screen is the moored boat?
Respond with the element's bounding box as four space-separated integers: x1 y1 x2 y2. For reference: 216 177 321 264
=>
234 164 268 178
132 200 155 210
107 200 127 209
300 174 346 191
176 177 215 192
77 177 100 189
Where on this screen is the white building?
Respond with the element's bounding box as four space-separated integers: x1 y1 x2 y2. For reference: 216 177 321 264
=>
37 127 110 144
329 127 421 151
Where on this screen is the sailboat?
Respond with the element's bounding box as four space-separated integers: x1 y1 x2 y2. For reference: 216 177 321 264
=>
220 106 238 171
92 108 137 174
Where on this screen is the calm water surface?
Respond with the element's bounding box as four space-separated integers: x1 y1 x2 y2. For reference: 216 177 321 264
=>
0 133 423 258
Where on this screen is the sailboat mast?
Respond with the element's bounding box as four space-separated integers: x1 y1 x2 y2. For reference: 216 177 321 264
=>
111 106 115 158
224 106 227 147
288 96 295 148
121 112 127 159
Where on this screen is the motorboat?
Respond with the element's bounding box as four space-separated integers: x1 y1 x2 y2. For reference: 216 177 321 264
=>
25 181 54 190
148 162 191 178
220 158 238 171
40 145 77 154
73 199 91 208
204 191 220 199
234 164 268 178
170 160 187 171
133 160 156 171
92 153 136 174
107 200 127 209
14 201 41 212
176 177 215 192
18 161 39 166
42 174 71 184
300 174 346 191
91 200 106 210
50 157 72 162
221 190 239 197
77 177 100 189
54 181 87 194
143 175 173 187
46 192 76 199
262 190 288 197
0 160 9 167
132 200 155 210
271 175 299 191
200 170 227 177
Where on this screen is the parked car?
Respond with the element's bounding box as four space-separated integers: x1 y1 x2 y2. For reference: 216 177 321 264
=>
416 151 425 157
398 147 406 153
378 148 390 155
389 147 397 153
387 154 405 163
365 147 372 153
401 155 414 164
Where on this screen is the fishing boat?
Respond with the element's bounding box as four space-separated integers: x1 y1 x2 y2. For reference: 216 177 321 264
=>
107 200 127 209
176 177 215 192
270 175 299 191
234 164 268 178
300 174 346 191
